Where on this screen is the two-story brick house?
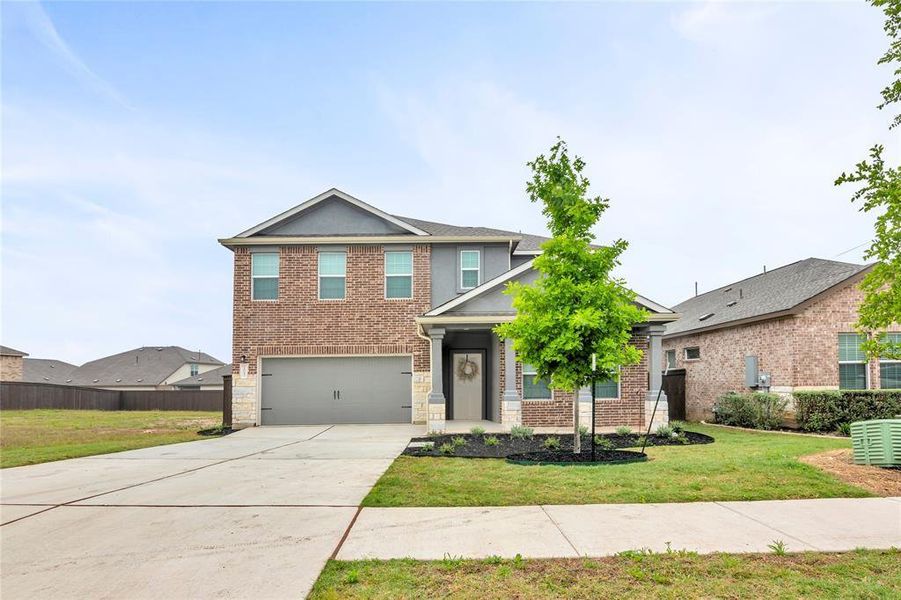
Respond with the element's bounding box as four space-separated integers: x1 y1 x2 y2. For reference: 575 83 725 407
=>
663 258 901 421
222 188 677 431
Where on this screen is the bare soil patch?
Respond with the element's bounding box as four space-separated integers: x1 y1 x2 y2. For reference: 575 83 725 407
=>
801 449 901 496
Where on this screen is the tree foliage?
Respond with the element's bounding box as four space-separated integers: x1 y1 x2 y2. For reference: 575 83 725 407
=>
836 0 901 359
494 139 648 392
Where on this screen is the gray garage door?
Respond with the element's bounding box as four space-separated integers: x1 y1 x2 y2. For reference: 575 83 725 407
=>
260 356 412 425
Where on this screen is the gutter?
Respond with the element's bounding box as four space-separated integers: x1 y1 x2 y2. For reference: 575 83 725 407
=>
219 235 523 248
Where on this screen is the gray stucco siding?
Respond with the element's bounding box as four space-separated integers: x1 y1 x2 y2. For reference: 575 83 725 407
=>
258 196 410 236
430 243 512 308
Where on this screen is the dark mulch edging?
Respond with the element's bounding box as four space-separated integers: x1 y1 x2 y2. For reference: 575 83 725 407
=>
405 430 714 459
198 426 235 437
506 449 647 466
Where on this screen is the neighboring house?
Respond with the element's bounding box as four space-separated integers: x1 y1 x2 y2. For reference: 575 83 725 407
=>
221 188 677 431
663 258 901 421
0 346 28 381
172 364 232 390
22 358 78 384
66 346 224 390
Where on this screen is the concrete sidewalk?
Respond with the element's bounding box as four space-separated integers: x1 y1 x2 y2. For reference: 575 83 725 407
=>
337 497 901 560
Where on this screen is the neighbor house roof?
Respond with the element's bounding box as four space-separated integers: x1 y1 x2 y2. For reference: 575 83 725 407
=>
664 258 872 338
67 346 224 387
0 345 28 357
22 358 78 384
171 364 232 387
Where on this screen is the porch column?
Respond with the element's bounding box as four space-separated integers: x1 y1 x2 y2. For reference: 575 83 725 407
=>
427 328 446 433
501 339 522 428
645 324 669 430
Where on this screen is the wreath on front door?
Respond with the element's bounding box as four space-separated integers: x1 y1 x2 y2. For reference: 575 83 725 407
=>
456 355 479 382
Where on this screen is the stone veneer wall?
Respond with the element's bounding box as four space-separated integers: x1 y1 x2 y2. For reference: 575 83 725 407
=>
663 279 901 422
231 244 432 427
0 355 24 382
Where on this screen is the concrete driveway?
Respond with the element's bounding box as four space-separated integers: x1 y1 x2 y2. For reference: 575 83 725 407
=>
0 424 418 600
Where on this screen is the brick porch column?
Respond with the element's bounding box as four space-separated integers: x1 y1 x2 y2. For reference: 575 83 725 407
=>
427 328 446 433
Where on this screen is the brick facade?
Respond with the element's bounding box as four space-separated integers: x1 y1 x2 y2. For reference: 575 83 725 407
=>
664 280 901 421
501 334 649 428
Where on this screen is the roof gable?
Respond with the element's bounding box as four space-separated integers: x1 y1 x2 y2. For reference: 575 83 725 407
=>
237 189 428 238
665 258 871 337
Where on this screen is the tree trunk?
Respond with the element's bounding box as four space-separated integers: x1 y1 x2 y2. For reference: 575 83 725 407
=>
573 392 581 454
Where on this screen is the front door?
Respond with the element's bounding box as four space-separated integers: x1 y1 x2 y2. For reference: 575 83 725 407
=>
451 351 483 420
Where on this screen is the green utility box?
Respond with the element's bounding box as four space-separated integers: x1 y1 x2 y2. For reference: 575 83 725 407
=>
850 419 901 467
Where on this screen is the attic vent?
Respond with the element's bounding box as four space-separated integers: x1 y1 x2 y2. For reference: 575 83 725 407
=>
156 347 163 351
43 377 49 381
723 287 733 293
116 378 122 383
65 379 72 383
726 300 738 307
137 378 144 382
699 312 715 321
93 379 99 383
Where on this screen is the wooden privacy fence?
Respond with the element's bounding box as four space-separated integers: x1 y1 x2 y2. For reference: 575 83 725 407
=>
0 381 223 412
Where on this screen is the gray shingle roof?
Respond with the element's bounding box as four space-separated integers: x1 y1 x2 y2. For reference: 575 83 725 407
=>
171 364 232 387
67 346 224 387
0 345 28 357
394 216 552 252
22 358 78 384
664 258 871 338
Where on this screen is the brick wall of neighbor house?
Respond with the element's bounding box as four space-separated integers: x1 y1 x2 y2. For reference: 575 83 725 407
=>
663 280 901 421
502 334 648 428
0 355 24 381
231 244 432 426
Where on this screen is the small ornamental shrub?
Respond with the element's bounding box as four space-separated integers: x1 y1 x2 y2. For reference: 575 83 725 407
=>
615 426 633 436
594 436 614 450
451 436 467 447
578 424 589 436
670 421 686 434
794 390 901 432
636 435 653 447
484 435 500 446
470 426 486 436
510 425 534 439
439 442 456 455
837 422 852 437
542 436 561 450
421 443 435 452
655 424 674 438
713 392 787 430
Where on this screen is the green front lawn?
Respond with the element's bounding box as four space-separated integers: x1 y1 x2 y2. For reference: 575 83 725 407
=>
311 550 901 599
363 424 870 506
0 409 222 468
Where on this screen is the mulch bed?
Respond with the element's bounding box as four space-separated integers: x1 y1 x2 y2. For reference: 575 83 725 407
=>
404 430 713 459
506 449 647 465
800 449 901 496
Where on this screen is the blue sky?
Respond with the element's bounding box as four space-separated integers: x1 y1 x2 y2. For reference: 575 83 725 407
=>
1 1 896 365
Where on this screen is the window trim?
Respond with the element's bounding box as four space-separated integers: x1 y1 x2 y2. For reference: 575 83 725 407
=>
251 252 279 301
189 364 199 377
838 332 869 390
521 363 552 400
665 349 677 369
684 346 701 361
384 250 413 300
460 249 481 290
318 251 347 301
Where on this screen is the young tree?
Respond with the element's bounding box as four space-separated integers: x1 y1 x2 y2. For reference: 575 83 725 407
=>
835 0 901 359
495 139 648 452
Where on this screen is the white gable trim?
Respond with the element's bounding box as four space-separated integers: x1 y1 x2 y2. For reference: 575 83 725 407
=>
634 294 674 314
235 188 429 238
425 259 536 316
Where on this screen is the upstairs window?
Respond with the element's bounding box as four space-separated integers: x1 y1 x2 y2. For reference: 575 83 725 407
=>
251 253 279 300
665 349 676 369
460 250 481 289
879 333 901 389
319 252 346 300
385 251 413 299
838 332 868 389
522 363 551 399
190 364 199 377
684 347 701 360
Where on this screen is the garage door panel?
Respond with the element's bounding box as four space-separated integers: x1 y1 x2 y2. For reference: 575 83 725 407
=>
261 356 412 425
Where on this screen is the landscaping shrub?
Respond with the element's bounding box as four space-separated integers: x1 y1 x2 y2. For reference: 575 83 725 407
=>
469 426 486 436
484 435 500 446
713 392 787 430
451 436 467 447
510 425 534 439
542 436 561 450
594 436 614 450
439 442 455 455
615 426 633 436
794 389 901 433
655 424 674 438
